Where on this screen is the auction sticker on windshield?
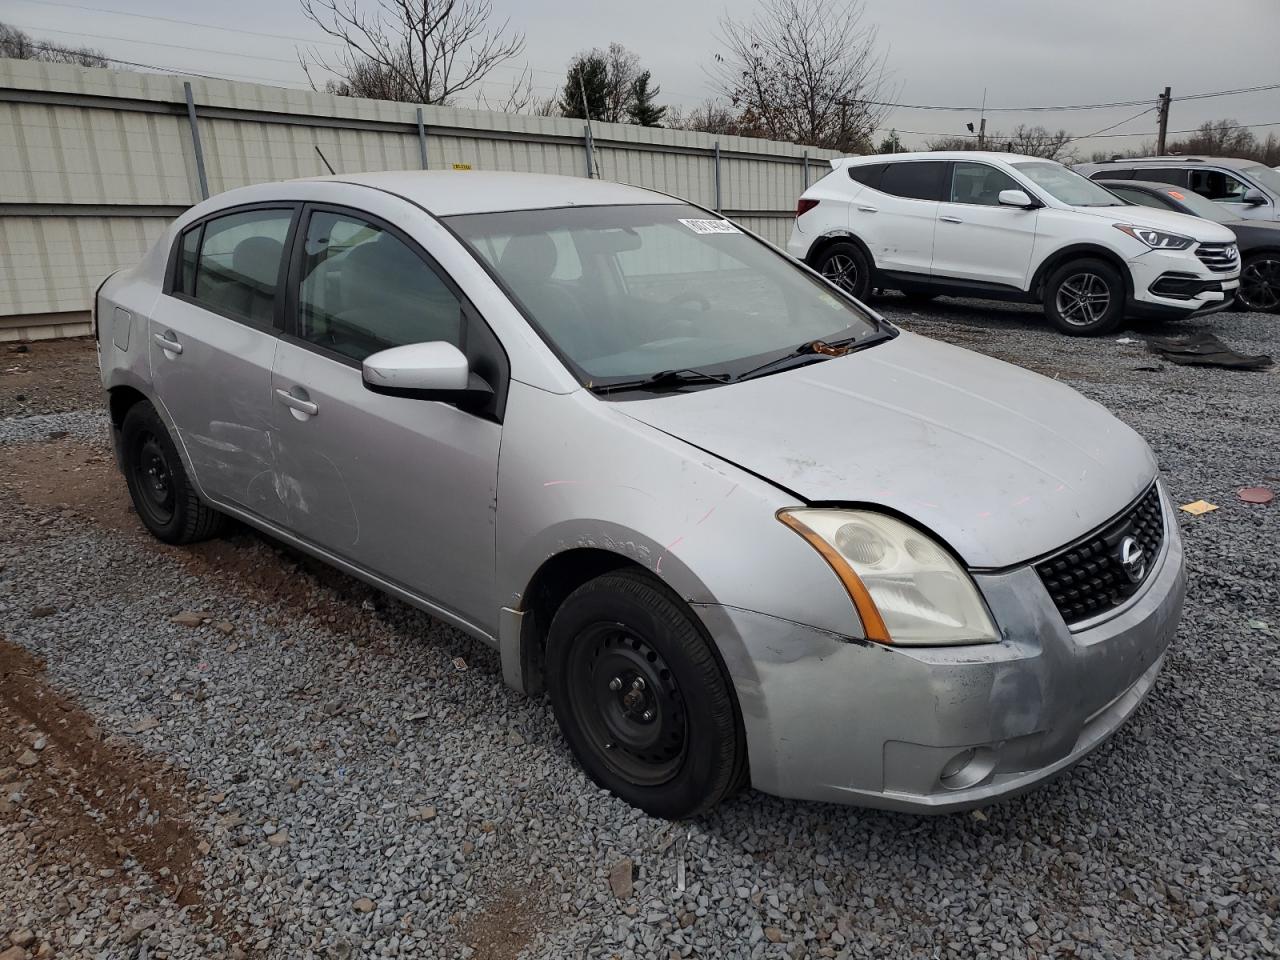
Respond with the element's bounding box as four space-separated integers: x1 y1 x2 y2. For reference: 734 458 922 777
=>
678 218 741 235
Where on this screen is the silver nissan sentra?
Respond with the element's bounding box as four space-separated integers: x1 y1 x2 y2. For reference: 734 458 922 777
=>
96 171 1185 818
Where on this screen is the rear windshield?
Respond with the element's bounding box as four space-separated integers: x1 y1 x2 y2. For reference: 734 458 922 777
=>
446 203 882 383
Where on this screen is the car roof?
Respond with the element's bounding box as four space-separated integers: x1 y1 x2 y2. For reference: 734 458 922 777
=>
1097 156 1257 170
301 170 672 216
838 151 1049 166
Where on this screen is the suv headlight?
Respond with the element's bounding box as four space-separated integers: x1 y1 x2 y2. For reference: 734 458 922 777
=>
1113 224 1194 250
778 509 999 646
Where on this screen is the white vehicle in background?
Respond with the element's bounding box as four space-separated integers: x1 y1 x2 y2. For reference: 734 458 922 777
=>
788 151 1241 335
1077 156 1280 223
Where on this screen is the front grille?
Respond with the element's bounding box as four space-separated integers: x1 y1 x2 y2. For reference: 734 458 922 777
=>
1195 242 1239 273
1035 485 1165 625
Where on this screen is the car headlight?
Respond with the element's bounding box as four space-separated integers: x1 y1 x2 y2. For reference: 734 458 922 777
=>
1113 224 1194 251
778 509 999 646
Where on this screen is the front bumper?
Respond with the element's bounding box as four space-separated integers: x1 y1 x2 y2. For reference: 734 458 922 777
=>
697 490 1186 813
1127 247 1240 316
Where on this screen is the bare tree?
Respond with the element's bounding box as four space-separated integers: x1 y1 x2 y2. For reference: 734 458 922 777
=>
668 99 761 137
603 42 641 124
0 21 108 67
298 0 525 105
927 124 1074 161
711 0 896 152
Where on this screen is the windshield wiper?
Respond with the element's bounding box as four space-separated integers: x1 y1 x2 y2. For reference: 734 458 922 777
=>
733 339 852 383
589 367 733 395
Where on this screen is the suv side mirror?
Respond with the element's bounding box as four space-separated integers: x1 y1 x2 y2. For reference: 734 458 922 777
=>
362 341 493 403
998 189 1036 209
1242 188 1267 207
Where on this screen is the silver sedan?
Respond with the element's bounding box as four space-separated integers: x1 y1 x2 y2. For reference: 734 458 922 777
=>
96 172 1185 818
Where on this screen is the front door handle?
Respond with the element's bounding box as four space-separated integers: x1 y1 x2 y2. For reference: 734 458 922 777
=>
940 216 964 224
153 332 183 355
856 205 878 213
275 388 318 418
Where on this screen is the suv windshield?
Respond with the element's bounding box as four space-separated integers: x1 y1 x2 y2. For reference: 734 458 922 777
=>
447 203 884 387
1241 164 1280 196
1012 161 1125 207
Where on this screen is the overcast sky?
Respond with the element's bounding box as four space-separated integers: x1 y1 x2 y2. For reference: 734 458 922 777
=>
6 0 1279 156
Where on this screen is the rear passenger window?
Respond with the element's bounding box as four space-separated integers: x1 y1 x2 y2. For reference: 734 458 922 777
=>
296 210 464 362
879 161 947 201
191 209 292 327
1141 168 1188 186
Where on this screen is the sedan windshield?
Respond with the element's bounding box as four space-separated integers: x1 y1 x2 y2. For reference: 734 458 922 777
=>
446 203 883 387
1157 186 1234 222
1013 161 1125 207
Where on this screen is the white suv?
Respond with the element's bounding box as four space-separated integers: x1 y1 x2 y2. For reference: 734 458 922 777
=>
788 151 1241 335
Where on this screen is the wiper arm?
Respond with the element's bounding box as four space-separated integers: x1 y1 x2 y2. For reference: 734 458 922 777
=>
589 367 732 395
733 339 850 383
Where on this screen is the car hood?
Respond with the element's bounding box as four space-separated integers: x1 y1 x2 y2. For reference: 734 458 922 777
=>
1067 203 1238 242
620 331 1156 569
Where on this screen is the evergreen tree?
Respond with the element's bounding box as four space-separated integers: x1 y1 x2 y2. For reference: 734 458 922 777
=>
559 53 610 120
627 71 666 127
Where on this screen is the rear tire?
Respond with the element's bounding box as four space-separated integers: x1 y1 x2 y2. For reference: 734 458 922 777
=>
545 569 747 819
1043 258 1126 336
1237 252 1280 313
813 241 872 301
121 402 226 544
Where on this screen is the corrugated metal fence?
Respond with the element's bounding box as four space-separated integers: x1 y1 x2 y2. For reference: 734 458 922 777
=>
0 59 841 340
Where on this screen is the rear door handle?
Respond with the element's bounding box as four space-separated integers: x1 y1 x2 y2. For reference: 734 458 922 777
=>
940 216 964 224
856 205 878 213
275 388 318 417
153 332 183 355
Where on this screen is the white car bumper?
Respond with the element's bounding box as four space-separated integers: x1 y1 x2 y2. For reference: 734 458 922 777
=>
1127 246 1241 316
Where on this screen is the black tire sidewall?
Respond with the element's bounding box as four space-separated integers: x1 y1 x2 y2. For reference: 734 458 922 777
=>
545 571 744 820
121 402 196 543
815 241 873 301
1044 258 1126 335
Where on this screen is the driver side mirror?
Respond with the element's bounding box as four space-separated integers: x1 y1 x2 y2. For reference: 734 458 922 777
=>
362 341 493 404
1242 188 1267 207
998 189 1037 209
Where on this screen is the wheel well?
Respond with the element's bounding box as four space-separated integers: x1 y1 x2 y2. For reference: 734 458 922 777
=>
805 232 874 271
108 385 148 432
517 548 648 695
1031 246 1132 300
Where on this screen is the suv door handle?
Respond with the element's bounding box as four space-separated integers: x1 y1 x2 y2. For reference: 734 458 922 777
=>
153 332 183 355
939 216 964 224
275 388 318 417
856 205 878 213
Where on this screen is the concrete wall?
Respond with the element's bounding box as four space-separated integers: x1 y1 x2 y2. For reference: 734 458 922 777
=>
0 59 841 340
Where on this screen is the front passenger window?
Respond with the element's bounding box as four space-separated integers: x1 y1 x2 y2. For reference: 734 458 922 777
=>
297 211 464 362
949 162 1022 205
191 209 292 327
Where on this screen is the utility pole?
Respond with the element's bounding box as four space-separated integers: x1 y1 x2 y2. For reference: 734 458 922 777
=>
1156 86 1172 155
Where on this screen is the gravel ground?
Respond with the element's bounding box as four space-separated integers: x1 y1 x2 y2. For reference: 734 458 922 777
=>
1 304 1278 960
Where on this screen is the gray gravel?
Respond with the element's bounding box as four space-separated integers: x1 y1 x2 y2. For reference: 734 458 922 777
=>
2 302 1278 959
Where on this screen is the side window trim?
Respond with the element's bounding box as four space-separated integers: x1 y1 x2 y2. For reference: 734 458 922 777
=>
163 201 301 334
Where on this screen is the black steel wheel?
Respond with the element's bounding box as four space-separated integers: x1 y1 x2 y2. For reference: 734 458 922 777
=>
121 401 226 544
814 241 872 301
546 569 748 819
1237 253 1280 313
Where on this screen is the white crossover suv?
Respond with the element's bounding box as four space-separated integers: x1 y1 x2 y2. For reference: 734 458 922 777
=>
788 151 1241 335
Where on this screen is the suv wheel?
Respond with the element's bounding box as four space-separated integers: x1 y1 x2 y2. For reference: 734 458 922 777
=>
814 242 872 301
1043 258 1125 335
545 569 748 819
1237 252 1280 313
121 402 226 544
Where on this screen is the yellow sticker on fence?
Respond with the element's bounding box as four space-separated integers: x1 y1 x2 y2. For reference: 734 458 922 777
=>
451 163 472 171
1179 500 1218 516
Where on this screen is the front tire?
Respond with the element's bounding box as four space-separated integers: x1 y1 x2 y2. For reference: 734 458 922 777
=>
1237 252 1280 313
121 402 225 544
1043 258 1126 335
545 570 747 819
814 241 872 301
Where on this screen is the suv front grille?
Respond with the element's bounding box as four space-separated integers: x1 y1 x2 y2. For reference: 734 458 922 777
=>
1034 485 1165 626
1195 242 1239 273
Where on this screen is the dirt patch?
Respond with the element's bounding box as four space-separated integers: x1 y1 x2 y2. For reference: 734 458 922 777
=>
456 883 555 960
0 337 102 417
0 637 206 910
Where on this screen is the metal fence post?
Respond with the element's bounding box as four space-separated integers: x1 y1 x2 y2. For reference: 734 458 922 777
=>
416 107 429 170
714 141 722 212
583 124 595 178
803 150 810 189
183 81 209 201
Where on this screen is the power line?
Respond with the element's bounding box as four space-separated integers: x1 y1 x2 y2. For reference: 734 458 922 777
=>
24 41 312 88
876 118 1280 143
850 81 1280 114
1067 106 1159 144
